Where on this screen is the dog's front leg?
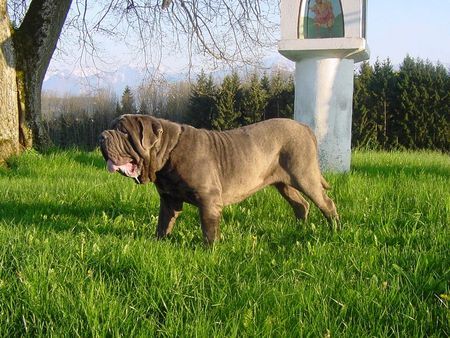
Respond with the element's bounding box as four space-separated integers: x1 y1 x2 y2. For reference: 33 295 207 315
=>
156 194 183 239
199 200 223 245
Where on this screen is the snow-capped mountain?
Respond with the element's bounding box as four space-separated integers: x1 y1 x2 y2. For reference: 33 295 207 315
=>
43 65 157 96
43 54 295 96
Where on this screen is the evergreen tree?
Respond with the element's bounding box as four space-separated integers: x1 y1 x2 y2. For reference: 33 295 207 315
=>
352 56 449 152
395 55 419 149
115 101 122 115
265 71 294 120
120 86 137 115
138 99 150 115
352 61 377 148
432 62 450 151
260 73 271 120
369 59 397 148
186 70 217 129
241 72 268 125
212 71 242 130
280 75 295 119
396 56 449 150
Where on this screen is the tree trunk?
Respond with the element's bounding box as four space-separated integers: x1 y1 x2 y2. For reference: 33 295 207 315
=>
0 0 20 162
0 0 72 163
14 0 73 150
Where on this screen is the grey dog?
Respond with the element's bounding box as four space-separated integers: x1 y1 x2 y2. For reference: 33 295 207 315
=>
99 114 339 244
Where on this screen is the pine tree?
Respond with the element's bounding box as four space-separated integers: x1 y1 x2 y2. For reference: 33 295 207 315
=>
212 71 242 130
138 99 150 115
115 101 122 115
265 71 283 119
241 72 268 125
121 86 137 115
369 59 397 149
397 57 449 150
260 73 271 120
279 74 295 119
186 70 217 129
432 62 450 151
265 71 294 120
352 61 377 148
395 55 417 149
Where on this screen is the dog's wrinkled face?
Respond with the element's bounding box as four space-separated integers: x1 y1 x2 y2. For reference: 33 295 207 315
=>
99 114 162 184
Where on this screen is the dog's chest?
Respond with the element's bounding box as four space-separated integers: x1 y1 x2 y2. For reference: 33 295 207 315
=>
155 170 199 205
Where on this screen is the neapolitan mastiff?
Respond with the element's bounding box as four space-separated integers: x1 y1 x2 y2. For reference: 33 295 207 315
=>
99 114 339 244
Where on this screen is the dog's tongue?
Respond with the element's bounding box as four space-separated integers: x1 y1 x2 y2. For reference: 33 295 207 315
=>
106 159 139 179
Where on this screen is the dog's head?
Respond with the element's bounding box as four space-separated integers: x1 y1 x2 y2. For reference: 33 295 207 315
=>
99 114 163 184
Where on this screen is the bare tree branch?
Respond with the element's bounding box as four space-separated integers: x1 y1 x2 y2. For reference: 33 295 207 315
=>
8 0 279 76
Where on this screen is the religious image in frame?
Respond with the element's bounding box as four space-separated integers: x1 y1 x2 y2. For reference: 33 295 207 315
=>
304 0 344 38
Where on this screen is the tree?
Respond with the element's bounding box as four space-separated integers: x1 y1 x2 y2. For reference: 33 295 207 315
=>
0 0 277 163
186 70 217 129
260 72 271 120
136 80 166 117
395 56 450 150
165 81 190 123
212 71 242 130
352 61 377 148
351 56 449 152
1 0 72 161
431 62 450 151
138 100 149 115
241 72 268 125
369 58 397 148
120 86 136 115
265 71 294 120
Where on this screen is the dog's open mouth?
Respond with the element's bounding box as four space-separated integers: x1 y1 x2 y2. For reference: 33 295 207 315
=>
107 159 141 183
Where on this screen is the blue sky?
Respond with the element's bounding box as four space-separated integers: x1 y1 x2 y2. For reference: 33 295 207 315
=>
367 0 449 66
47 0 450 76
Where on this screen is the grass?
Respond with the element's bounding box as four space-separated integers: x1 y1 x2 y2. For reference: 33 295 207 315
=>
0 149 448 337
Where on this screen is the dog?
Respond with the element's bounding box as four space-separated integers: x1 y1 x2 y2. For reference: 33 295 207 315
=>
99 114 338 244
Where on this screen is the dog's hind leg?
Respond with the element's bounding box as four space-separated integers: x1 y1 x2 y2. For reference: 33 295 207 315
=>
274 183 310 221
291 174 339 226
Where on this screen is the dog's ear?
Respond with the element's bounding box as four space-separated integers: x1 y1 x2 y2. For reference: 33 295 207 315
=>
140 117 163 151
136 116 163 182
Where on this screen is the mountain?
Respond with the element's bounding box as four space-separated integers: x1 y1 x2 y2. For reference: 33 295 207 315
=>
43 54 295 96
43 65 153 96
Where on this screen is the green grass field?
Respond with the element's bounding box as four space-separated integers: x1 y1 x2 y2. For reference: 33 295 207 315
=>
0 149 448 336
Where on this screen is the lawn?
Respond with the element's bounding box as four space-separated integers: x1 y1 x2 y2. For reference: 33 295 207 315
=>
0 149 448 336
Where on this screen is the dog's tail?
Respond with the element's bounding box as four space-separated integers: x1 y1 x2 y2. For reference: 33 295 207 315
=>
321 175 331 190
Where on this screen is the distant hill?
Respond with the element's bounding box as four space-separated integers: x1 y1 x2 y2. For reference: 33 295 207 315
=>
43 55 295 96
43 65 183 96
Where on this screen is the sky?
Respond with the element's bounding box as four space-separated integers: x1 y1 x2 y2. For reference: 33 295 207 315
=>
366 0 450 66
47 0 450 77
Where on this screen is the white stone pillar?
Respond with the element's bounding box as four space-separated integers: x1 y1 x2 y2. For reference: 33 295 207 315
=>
294 57 354 172
278 0 369 172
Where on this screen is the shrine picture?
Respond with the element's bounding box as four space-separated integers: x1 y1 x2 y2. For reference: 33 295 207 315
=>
303 0 344 38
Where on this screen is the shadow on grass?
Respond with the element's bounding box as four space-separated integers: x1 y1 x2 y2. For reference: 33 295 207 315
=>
0 196 338 251
0 197 215 249
0 199 158 239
